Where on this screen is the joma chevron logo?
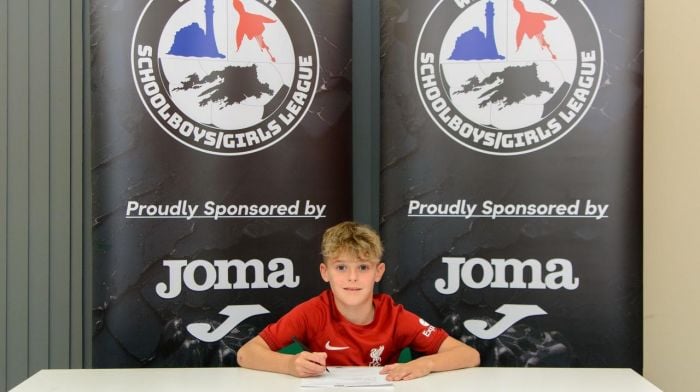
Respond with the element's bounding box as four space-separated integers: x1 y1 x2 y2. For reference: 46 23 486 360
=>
187 304 270 342
463 304 547 339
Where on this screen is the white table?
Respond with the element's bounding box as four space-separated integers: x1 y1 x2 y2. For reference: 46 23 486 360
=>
10 367 663 392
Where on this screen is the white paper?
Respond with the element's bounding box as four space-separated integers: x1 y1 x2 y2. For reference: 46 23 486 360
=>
300 366 394 388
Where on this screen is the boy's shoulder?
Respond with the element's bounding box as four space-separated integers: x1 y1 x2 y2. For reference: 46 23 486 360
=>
373 293 413 318
373 294 427 323
373 292 396 306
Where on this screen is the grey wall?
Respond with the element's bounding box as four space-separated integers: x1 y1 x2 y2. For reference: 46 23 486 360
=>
0 0 85 390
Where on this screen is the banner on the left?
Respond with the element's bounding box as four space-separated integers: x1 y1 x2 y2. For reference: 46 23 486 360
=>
90 0 352 367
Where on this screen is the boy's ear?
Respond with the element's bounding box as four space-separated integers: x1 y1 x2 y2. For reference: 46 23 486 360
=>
319 262 329 282
375 262 386 282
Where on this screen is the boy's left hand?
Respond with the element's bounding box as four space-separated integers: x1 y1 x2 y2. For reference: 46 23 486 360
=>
380 361 431 381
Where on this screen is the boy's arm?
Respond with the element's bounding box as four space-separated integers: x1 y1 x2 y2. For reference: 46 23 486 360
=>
379 336 480 381
237 335 328 378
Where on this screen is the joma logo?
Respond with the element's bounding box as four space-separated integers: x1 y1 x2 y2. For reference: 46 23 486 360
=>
156 258 300 299
435 257 579 294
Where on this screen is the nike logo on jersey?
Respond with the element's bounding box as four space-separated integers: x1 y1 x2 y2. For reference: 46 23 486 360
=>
325 341 349 351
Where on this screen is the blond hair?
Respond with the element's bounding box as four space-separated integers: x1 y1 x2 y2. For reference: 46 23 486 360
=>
321 221 383 262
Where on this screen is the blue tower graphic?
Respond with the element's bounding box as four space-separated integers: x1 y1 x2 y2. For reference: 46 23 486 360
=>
449 1 505 60
168 0 225 58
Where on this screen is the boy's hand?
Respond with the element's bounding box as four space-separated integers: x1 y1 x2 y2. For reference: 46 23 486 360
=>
289 351 328 378
380 361 432 381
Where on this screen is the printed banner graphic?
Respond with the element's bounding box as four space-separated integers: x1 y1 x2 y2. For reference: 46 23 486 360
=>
380 0 642 370
91 0 352 367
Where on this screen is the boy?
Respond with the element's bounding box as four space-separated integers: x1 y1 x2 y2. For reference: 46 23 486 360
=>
237 221 480 381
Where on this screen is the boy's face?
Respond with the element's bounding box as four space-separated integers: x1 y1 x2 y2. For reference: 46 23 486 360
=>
319 251 385 309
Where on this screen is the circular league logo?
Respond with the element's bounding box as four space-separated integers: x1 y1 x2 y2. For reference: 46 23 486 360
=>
132 0 318 155
415 0 603 155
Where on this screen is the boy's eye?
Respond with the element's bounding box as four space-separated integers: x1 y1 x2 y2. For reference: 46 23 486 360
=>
335 264 347 271
359 264 370 271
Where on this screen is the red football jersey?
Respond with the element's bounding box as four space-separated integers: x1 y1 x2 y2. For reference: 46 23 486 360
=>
259 290 449 366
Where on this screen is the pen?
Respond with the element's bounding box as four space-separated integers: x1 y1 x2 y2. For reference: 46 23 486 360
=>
292 336 330 373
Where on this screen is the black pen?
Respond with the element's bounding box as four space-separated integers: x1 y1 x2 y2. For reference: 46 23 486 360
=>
292 336 330 373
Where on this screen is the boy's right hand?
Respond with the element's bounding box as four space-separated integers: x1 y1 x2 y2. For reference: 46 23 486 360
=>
289 351 328 377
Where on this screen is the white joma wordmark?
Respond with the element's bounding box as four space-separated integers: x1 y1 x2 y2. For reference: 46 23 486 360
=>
325 341 349 351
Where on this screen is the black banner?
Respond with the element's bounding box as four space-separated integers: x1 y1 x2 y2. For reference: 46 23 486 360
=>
380 0 642 370
91 0 352 367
